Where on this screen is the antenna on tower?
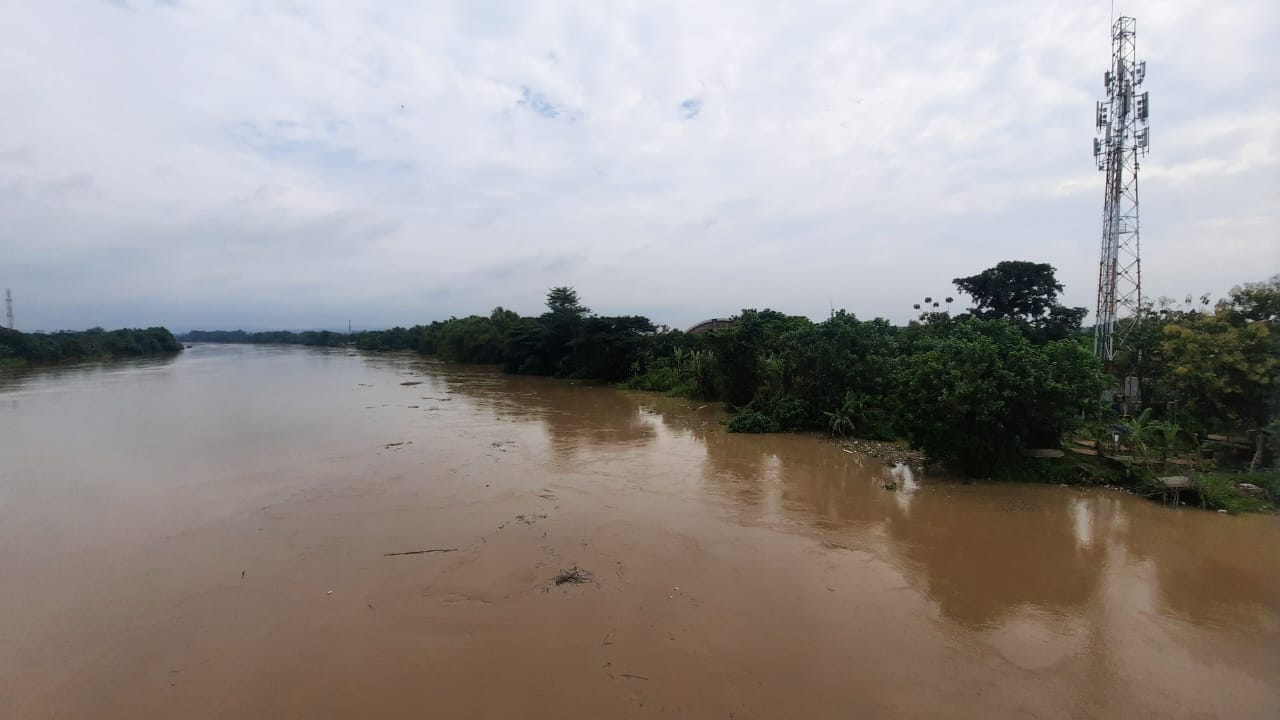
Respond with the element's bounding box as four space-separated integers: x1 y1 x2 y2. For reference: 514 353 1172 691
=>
4 288 13 330
1092 15 1149 364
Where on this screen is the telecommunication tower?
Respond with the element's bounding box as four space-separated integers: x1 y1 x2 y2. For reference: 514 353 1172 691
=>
1092 16 1150 362
4 289 13 330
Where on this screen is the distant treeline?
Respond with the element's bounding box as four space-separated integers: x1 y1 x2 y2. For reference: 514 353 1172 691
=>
0 326 183 364
178 329 349 346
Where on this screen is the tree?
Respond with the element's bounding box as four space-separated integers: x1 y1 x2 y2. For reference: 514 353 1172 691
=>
1159 307 1277 434
895 319 1106 475
953 261 1087 341
537 286 591 375
545 287 589 319
773 312 898 437
699 309 807 407
1224 275 1280 323
565 315 656 381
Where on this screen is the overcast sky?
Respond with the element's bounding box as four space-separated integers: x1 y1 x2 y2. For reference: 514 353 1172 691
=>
1 1 1276 332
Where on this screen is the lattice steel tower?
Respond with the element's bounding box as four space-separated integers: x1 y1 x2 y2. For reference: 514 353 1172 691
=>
4 289 12 330
1092 15 1150 362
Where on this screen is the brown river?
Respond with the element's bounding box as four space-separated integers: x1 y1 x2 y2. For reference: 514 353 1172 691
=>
1 343 1277 719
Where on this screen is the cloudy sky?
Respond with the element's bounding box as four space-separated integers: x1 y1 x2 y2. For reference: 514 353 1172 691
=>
1 0 1276 332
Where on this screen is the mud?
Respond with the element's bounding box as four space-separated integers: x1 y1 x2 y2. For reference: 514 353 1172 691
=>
1 344 1277 719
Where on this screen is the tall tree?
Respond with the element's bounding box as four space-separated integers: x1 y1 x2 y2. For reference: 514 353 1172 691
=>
539 286 590 375
953 261 1087 341
545 287 589 319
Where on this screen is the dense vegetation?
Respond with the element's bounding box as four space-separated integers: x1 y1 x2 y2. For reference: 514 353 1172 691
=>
0 326 183 364
1113 277 1279 440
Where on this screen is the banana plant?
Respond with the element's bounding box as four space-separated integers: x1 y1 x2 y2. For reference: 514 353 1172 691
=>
1149 419 1185 461
1121 408 1155 457
823 390 863 438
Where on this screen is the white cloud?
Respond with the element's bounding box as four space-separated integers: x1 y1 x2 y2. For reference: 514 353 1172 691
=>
0 0 1276 331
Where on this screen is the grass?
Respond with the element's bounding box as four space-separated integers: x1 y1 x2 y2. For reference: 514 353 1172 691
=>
619 367 697 398
1000 455 1278 514
1196 470 1280 513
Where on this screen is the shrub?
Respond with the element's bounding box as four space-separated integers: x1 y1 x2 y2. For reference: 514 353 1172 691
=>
727 410 781 433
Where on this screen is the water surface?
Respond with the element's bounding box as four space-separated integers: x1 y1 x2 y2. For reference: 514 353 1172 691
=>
2 344 1277 718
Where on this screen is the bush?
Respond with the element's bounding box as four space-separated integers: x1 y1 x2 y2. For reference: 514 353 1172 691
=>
623 365 681 392
727 410 781 433
742 394 809 431
895 319 1107 475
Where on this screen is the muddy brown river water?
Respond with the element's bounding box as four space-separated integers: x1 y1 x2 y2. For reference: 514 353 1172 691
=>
1 343 1277 719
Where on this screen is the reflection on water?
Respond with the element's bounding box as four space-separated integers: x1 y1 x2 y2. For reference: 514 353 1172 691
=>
0 353 179 394
418 352 1280 635
444 370 661 453
2 343 1277 719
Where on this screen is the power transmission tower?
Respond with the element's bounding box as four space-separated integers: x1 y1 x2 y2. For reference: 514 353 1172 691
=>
1092 16 1150 363
4 289 12 330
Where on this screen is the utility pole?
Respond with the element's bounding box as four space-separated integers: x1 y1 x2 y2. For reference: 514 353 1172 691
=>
1092 15 1150 363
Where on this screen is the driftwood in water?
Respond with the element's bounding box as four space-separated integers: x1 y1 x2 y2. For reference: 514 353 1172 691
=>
383 548 457 557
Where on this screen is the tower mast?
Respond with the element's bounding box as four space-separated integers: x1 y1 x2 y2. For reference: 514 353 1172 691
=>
1092 15 1150 362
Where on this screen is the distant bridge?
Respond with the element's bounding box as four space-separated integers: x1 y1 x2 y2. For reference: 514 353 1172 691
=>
686 318 734 335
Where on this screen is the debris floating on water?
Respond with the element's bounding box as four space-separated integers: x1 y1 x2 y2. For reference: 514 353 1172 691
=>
383 548 457 557
553 564 593 586
837 438 926 466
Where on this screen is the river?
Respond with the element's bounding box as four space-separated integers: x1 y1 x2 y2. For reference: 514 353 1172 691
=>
1 343 1277 719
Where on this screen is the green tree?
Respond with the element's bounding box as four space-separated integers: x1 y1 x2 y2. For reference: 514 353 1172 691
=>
1159 307 1277 433
700 309 808 407
539 286 591 375
545 287 589 319
1225 275 1280 323
564 315 656 381
953 261 1087 341
773 312 898 437
895 319 1106 475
